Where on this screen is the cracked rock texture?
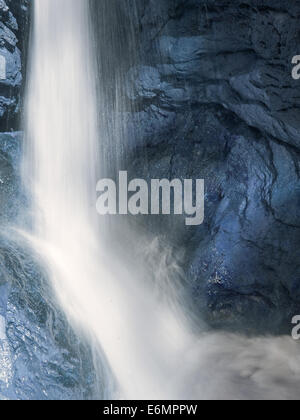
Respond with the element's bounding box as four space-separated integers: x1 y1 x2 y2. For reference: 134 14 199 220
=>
0 0 28 130
0 235 99 400
119 0 300 334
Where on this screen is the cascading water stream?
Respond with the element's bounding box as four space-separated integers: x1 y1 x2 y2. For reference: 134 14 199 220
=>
22 0 300 401
22 0 196 400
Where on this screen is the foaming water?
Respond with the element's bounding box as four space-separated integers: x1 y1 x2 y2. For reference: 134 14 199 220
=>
22 0 300 401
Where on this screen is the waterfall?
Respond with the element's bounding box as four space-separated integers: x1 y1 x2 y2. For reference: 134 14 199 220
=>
22 0 300 402
22 0 193 400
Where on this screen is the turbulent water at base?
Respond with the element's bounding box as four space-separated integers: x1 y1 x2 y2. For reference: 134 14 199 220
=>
22 0 300 401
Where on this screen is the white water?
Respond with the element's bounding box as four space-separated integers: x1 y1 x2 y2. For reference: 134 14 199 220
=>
23 0 195 400
23 0 300 401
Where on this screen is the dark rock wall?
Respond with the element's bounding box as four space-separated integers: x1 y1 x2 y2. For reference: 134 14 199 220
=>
0 0 28 131
120 0 300 334
0 0 29 222
0 0 28 222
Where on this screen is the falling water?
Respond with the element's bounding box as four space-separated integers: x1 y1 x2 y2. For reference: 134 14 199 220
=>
22 0 300 401
22 0 194 400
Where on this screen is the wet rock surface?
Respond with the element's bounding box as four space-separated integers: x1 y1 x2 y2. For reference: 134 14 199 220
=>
0 131 22 223
0 234 98 400
122 0 300 334
0 0 28 131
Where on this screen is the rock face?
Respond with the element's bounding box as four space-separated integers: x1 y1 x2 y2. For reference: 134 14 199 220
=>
0 235 99 400
0 0 28 223
119 0 300 334
0 0 28 131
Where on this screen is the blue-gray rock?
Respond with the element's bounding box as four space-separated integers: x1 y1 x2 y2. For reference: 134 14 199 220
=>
0 234 99 400
120 0 300 334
